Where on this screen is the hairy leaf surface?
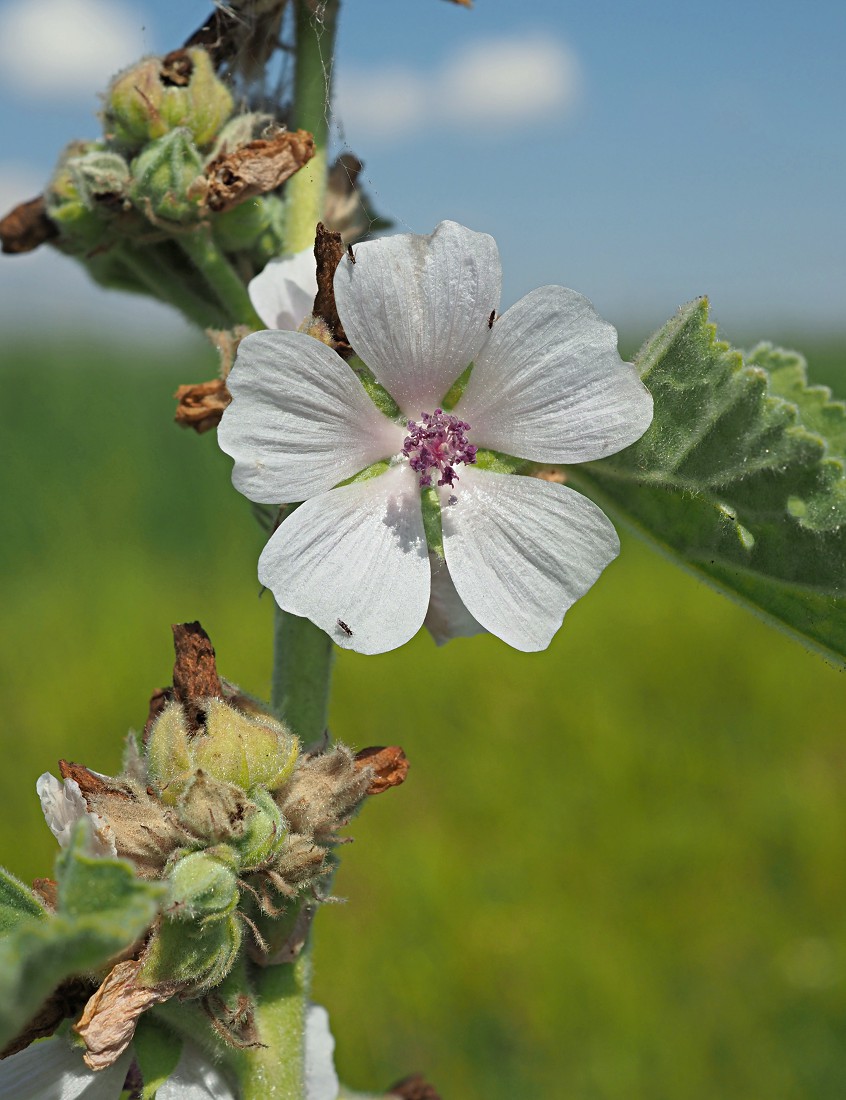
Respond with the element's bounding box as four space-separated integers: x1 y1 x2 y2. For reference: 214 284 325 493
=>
0 822 165 1050
0 867 46 935
569 299 846 663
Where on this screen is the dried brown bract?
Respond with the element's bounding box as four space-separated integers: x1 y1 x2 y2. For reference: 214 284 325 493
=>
354 746 410 795
74 960 171 1070
204 129 315 214
312 222 352 358
174 378 232 434
0 196 58 254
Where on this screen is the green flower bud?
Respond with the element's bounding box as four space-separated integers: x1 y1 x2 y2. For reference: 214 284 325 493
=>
68 149 131 211
146 703 193 805
192 698 299 793
166 849 239 922
104 48 233 154
213 197 271 252
129 128 205 225
247 192 288 269
44 141 110 251
140 912 243 992
232 787 287 871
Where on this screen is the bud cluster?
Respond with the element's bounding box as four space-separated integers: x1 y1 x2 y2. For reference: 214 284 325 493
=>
34 680 402 1067
40 48 306 327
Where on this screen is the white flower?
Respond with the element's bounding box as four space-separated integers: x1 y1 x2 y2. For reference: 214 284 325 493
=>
0 1006 338 1099
0 1039 236 1100
219 221 653 653
305 1003 340 1100
36 772 117 857
249 246 318 331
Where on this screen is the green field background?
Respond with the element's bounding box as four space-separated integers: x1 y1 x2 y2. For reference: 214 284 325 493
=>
1 332 845 1099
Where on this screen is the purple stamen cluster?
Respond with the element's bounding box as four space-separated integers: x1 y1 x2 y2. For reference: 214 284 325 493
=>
402 408 477 489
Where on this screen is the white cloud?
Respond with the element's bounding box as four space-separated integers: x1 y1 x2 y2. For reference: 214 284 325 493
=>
0 0 148 100
336 33 582 142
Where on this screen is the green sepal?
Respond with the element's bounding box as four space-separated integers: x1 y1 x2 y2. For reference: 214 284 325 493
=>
104 49 233 153
129 129 205 225
420 487 443 559
441 361 474 410
213 198 272 252
0 866 46 935
474 449 529 475
233 787 288 871
165 850 239 923
335 460 391 489
139 912 242 992
192 699 299 792
568 298 846 665
146 704 193 805
0 821 165 1050
347 356 403 420
133 1016 183 1100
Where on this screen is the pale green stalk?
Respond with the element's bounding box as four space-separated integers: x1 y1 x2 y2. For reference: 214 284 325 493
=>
237 3 339 1097
177 227 264 327
229 953 312 1100
117 243 226 329
283 0 337 251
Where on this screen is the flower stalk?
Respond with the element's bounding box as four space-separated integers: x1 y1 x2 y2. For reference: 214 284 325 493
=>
285 0 338 252
239 4 339 1096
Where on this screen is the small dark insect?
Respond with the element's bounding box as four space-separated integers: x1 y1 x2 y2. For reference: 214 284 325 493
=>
487 309 496 328
337 619 354 636
347 244 356 265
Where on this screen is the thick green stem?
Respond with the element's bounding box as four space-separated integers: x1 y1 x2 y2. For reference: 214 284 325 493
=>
285 0 338 251
235 7 340 1098
177 228 264 327
271 605 335 740
117 243 226 329
230 953 312 1100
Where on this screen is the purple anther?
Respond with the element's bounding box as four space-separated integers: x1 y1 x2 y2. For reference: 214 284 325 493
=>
402 407 477 489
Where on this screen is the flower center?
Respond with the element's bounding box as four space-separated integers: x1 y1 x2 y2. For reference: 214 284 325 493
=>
402 408 477 489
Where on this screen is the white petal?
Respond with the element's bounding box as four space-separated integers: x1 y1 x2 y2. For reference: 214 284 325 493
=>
157 1043 235 1100
248 247 318 331
36 774 117 857
334 221 502 415
37 772 85 848
259 464 430 655
218 330 406 504
457 285 653 462
0 1037 130 1100
423 554 486 645
305 1005 340 1100
441 468 619 651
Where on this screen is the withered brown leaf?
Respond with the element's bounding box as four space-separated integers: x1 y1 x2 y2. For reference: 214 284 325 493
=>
204 130 316 213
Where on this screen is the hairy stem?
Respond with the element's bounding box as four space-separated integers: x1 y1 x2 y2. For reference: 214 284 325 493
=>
117 243 226 329
236 6 339 1098
284 0 338 252
271 605 335 741
230 952 312 1100
177 228 263 327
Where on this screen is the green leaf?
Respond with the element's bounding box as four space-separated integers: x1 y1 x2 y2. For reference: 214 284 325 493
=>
569 298 846 664
0 866 46 934
0 822 165 1050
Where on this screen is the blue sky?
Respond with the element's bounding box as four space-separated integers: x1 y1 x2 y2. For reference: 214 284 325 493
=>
0 0 843 341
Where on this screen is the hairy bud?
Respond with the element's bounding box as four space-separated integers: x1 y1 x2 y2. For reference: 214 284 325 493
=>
129 129 205 224
104 48 233 154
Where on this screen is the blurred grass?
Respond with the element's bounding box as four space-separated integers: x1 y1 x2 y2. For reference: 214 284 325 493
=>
1 332 846 1099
